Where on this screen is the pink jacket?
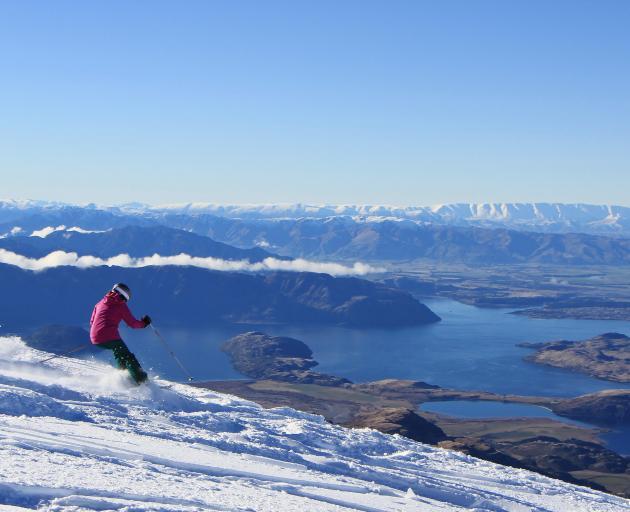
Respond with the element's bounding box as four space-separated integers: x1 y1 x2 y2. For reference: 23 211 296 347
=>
90 291 146 344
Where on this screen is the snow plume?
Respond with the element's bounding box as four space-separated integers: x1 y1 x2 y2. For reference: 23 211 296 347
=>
0 249 382 276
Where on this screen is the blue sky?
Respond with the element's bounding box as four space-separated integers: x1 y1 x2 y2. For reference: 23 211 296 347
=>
1 0 629 206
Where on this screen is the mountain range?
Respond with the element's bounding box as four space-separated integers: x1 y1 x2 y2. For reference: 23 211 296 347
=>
0 225 276 261
3 200 630 236
160 216 630 264
2 201 630 265
142 202 630 236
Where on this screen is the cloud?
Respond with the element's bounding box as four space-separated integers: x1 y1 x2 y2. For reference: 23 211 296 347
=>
0 249 383 276
30 226 109 238
30 226 67 238
66 227 109 234
0 227 24 240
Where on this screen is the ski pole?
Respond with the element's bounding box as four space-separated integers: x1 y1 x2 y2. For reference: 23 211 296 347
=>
39 344 89 364
150 324 194 382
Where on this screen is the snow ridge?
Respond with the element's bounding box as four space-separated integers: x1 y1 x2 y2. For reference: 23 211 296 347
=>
3 200 630 236
143 201 628 222
0 338 627 511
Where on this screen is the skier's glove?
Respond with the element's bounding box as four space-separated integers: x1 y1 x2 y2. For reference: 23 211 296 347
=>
142 315 152 327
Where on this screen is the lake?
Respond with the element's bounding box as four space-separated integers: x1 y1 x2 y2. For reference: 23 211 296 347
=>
123 298 630 398
420 400 589 426
419 400 630 456
96 298 630 453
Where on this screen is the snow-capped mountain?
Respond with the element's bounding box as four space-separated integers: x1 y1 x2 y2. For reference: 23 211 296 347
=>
143 202 630 236
0 337 627 511
3 200 629 237
3 201 630 264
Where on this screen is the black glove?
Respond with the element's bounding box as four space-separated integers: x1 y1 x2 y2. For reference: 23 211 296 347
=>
141 315 152 327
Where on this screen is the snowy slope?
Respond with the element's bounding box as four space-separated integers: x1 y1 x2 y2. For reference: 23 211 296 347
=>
0 337 628 512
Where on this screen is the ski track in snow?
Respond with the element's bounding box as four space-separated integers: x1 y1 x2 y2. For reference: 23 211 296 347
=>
0 337 627 512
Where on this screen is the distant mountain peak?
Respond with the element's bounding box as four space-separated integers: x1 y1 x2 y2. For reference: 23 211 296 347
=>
2 200 630 237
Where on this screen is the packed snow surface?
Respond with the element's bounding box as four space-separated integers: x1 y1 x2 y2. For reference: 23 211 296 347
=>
0 338 628 511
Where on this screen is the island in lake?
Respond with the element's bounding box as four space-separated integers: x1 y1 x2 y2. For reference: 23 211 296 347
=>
519 332 630 383
197 331 630 498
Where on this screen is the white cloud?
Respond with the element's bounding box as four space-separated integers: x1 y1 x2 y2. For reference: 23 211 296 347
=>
30 226 67 238
0 249 383 276
66 227 109 234
0 227 24 239
29 226 108 238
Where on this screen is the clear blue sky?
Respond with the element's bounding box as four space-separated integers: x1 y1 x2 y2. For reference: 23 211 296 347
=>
1 0 628 206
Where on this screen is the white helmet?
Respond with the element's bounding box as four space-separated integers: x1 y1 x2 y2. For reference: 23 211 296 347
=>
112 283 131 301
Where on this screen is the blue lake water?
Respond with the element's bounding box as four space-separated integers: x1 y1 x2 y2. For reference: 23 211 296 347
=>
420 400 630 456
91 298 630 453
118 298 630 397
420 400 589 426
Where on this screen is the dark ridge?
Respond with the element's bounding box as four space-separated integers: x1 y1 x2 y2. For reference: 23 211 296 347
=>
0 264 440 330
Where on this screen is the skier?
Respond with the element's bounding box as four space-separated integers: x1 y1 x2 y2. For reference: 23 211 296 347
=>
90 283 152 384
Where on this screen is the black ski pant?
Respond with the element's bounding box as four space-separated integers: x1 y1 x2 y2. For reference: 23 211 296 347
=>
97 339 147 383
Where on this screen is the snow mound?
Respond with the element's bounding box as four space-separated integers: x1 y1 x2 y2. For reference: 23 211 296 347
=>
0 337 627 511
0 384 89 421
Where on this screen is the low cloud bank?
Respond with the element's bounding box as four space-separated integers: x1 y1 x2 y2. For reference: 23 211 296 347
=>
0 227 24 239
30 226 66 238
0 249 382 276
30 226 109 238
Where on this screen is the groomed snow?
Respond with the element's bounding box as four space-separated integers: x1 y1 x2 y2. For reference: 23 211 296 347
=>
0 337 627 511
